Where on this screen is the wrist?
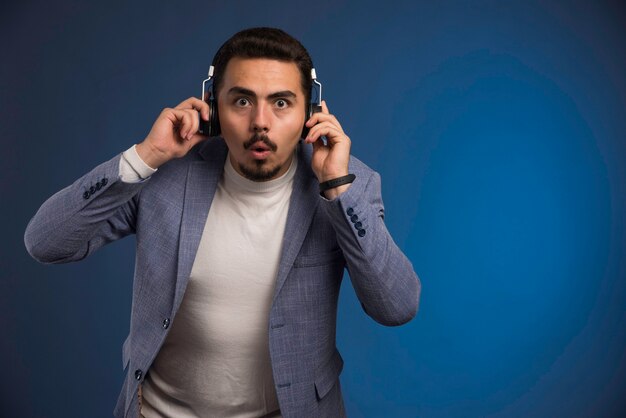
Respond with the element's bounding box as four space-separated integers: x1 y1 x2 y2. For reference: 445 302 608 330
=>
319 174 355 199
318 170 348 183
323 183 351 200
136 141 168 169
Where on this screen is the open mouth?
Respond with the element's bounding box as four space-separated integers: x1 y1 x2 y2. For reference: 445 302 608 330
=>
249 142 271 159
243 134 277 160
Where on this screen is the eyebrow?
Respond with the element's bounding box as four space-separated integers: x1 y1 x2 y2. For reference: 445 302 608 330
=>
227 86 297 100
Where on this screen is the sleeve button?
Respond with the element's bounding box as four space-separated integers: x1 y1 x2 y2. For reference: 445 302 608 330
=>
350 214 359 223
83 191 90 199
89 186 96 194
346 207 354 216
102 178 108 186
358 229 366 237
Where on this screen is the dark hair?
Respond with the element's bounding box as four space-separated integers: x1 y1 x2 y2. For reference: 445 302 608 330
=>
211 27 313 105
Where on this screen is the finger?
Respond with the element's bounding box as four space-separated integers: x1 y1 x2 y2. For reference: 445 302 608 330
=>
187 131 211 146
319 101 346 131
321 100 330 114
166 108 194 140
306 110 343 132
163 108 186 126
179 113 193 141
310 126 351 151
182 108 200 140
174 97 205 110
175 97 210 121
311 134 329 151
305 122 344 144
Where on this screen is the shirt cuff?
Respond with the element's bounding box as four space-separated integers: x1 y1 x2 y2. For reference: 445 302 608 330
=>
119 144 158 183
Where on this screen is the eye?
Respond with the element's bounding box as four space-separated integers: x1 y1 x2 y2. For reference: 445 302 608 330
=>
235 98 250 107
275 99 289 109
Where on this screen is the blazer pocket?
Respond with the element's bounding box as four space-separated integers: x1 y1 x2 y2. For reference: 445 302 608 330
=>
314 349 344 400
293 248 343 268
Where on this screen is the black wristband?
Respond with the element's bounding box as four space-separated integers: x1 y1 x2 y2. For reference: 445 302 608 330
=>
319 174 356 193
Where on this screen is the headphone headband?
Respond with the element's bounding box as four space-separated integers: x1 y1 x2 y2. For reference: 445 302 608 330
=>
198 65 323 138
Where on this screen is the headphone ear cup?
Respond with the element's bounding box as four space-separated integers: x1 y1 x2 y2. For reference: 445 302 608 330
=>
209 98 220 136
301 103 322 138
301 103 313 139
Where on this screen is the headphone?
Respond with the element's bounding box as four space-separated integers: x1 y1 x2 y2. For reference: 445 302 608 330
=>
198 65 323 138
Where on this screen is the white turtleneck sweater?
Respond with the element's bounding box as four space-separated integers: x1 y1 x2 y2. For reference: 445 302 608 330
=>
120 145 294 418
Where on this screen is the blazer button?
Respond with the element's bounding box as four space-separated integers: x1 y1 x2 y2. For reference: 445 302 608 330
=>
346 207 354 216
162 318 171 329
358 229 366 237
350 214 359 223
135 369 143 381
83 191 90 200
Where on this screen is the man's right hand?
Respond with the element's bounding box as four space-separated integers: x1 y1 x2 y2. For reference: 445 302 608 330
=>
136 97 211 169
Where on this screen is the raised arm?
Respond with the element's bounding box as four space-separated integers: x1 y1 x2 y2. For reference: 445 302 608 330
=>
304 100 421 326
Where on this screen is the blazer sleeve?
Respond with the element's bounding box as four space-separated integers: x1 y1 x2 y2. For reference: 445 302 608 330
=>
24 153 147 264
319 166 421 326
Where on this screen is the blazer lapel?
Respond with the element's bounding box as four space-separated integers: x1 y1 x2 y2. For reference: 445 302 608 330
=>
272 143 319 303
173 140 227 313
171 139 318 309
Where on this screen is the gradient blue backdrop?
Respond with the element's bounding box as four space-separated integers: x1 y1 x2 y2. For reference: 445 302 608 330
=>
2 0 625 417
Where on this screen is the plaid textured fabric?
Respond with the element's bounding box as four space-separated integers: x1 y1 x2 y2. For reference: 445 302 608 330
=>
24 139 421 418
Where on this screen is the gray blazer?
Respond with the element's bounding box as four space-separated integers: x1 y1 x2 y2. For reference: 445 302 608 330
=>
24 138 421 418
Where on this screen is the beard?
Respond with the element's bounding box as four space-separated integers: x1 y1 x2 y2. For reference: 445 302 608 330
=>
239 133 283 181
238 160 283 182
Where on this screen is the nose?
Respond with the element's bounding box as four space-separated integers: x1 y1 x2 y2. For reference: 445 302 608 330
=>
251 102 270 133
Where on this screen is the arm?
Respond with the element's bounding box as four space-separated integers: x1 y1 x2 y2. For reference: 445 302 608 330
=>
24 153 144 264
319 167 421 326
304 101 421 326
24 97 211 264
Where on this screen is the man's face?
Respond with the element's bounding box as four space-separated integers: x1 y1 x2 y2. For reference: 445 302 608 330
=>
217 57 306 181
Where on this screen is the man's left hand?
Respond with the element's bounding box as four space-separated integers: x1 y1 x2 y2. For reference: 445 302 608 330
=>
304 100 352 199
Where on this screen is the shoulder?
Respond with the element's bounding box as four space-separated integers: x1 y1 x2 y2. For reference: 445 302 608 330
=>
296 140 378 180
348 154 376 179
151 137 228 178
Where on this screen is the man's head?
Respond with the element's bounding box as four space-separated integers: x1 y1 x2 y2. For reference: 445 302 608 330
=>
211 28 314 182
212 27 313 109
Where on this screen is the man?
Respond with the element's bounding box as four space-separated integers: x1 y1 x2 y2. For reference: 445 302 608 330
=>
24 28 420 418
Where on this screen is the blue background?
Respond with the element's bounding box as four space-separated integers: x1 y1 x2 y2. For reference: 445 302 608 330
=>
2 0 625 417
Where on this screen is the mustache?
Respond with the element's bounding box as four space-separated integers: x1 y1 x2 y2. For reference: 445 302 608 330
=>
243 133 277 152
